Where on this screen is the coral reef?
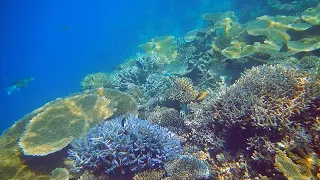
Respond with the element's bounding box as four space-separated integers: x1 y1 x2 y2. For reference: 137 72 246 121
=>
78 171 116 180
68 116 182 175
2 3 320 179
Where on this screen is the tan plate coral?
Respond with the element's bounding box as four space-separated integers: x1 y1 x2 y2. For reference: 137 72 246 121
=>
0 108 52 180
19 88 137 156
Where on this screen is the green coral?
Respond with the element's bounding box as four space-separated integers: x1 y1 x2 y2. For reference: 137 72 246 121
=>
81 72 112 90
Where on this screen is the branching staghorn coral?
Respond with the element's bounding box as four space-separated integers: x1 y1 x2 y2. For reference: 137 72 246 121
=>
109 53 172 91
205 65 319 129
68 116 182 175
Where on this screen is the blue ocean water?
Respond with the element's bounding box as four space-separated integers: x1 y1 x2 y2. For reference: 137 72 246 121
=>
0 0 233 133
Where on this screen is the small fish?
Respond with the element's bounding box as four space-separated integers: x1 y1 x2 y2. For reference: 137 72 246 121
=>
121 117 126 127
196 90 209 101
4 77 35 95
163 73 173 77
135 60 144 69
180 103 189 115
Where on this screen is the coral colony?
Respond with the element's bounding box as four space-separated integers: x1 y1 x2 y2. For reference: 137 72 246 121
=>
68 116 182 175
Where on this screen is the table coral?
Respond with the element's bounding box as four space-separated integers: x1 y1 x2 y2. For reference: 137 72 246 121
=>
19 88 138 156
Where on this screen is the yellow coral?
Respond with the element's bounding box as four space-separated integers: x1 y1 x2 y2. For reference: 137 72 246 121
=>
247 15 312 45
139 36 178 60
301 5 320 25
221 40 256 59
275 150 311 180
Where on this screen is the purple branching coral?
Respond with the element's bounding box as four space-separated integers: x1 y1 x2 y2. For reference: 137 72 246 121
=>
68 116 182 175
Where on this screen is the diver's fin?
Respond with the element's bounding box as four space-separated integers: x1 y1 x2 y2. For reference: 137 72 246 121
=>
4 87 14 95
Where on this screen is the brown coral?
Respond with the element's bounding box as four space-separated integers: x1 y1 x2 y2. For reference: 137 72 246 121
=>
166 77 198 103
133 169 165 180
148 106 184 127
206 65 319 129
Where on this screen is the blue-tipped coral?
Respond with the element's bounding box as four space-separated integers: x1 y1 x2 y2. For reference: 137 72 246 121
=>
68 116 182 175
